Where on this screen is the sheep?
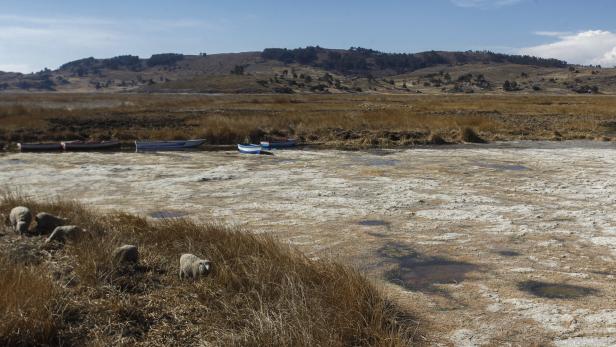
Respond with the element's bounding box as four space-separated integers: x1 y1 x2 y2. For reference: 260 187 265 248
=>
112 245 139 265
179 253 212 280
9 206 32 235
45 225 81 244
34 212 67 235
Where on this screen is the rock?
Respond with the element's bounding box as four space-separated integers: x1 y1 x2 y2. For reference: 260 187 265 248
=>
34 212 67 235
46 225 81 243
112 245 139 264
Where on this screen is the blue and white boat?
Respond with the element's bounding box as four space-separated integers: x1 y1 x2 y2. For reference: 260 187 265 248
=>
135 139 205 152
237 144 261 154
260 139 296 150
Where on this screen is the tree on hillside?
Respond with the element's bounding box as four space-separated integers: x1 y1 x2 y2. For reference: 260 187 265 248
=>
230 65 245 75
503 80 521 92
147 53 184 67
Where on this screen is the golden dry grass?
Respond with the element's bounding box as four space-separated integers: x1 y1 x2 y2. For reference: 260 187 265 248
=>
2 93 615 147
0 195 423 346
0 256 63 346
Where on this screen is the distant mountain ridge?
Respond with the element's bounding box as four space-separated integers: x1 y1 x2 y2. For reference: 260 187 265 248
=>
0 47 613 94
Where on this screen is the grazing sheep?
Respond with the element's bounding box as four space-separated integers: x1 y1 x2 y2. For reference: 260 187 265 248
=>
112 245 139 265
9 206 32 235
35 212 67 235
45 225 81 243
179 253 212 280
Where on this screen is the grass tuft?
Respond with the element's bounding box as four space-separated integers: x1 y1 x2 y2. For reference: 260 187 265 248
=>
0 256 64 346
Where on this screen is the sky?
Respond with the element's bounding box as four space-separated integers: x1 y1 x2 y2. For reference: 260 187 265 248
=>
1 0 616 73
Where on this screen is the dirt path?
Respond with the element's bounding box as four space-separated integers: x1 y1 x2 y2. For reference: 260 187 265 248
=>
3 142 616 346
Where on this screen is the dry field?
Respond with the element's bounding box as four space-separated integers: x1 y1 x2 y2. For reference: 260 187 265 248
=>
1 93 616 148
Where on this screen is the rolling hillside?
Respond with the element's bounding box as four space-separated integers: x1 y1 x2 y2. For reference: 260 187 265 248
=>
1 47 614 94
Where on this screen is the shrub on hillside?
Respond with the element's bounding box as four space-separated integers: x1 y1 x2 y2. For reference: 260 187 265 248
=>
503 80 521 92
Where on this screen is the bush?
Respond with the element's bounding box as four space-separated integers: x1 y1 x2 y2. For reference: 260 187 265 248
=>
428 133 447 145
460 127 486 143
230 65 245 75
503 80 521 92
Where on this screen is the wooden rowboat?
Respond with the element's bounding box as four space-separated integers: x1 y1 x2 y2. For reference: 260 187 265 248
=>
135 139 205 152
260 139 296 150
237 144 261 154
61 140 121 151
18 142 63 151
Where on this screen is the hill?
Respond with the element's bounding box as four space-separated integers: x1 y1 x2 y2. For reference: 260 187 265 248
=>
1 47 614 94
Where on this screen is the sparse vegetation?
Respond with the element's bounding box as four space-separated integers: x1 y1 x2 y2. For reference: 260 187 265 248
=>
0 195 422 346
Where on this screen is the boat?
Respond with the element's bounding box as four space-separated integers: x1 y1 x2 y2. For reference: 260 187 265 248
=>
135 139 205 151
237 144 261 154
61 140 121 151
18 142 63 151
260 138 297 150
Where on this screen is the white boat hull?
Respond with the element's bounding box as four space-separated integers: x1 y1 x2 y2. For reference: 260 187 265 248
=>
237 144 261 154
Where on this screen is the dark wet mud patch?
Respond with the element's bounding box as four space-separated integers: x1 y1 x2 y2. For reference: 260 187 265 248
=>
198 175 234 182
365 231 387 238
518 280 598 299
148 210 188 219
359 219 389 227
474 162 529 171
366 158 400 166
366 149 396 156
0 158 28 165
496 250 521 257
378 242 479 293
350 155 400 167
271 158 299 164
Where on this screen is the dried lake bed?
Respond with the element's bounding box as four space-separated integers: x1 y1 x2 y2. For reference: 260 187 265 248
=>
3 141 616 346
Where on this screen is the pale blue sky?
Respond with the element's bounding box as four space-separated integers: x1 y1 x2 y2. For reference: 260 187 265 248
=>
2 0 616 72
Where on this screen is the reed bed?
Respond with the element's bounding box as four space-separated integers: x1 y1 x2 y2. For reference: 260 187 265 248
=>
1 93 615 147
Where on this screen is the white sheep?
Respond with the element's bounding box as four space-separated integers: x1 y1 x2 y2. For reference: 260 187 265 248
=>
179 253 212 280
35 212 67 235
9 206 32 235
